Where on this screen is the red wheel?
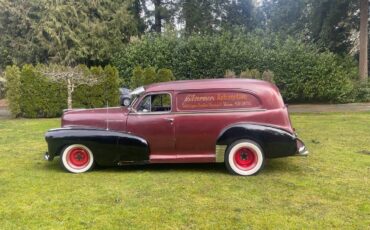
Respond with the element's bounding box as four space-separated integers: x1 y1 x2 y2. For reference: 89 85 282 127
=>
233 147 258 170
61 144 94 173
225 140 264 176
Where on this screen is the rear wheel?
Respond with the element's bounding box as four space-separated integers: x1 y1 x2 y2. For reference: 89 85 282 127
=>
225 140 264 176
60 144 95 173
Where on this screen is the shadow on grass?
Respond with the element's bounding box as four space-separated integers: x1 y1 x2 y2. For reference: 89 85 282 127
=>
41 156 304 175
97 163 227 174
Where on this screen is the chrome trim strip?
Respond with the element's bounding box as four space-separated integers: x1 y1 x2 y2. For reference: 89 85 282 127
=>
130 108 266 116
216 145 227 162
174 108 266 115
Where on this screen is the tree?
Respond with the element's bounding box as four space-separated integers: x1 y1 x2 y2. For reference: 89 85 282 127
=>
153 0 163 32
308 0 356 53
41 65 98 109
0 0 46 68
221 0 256 31
137 0 177 33
359 0 368 82
130 0 147 35
181 0 215 34
35 0 137 66
0 0 141 68
260 0 359 54
261 0 307 35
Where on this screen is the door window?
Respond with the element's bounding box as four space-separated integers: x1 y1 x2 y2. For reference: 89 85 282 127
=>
137 93 171 113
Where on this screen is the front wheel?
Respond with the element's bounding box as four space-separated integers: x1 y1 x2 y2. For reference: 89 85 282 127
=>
60 144 95 173
225 140 265 176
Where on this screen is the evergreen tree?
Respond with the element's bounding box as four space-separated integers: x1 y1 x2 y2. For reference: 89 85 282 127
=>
35 0 137 66
181 0 215 34
221 0 256 31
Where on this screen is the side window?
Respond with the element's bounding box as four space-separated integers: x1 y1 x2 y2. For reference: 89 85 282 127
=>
137 93 171 113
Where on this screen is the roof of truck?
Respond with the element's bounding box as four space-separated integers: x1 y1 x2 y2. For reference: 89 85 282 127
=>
145 78 284 109
145 78 277 93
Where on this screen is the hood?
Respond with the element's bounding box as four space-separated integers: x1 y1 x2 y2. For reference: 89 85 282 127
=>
62 107 129 131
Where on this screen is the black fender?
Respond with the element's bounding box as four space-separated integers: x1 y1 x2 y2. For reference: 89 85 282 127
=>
45 128 149 166
216 123 298 158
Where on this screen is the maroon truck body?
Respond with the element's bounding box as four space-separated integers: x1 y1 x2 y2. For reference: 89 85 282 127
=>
45 79 308 175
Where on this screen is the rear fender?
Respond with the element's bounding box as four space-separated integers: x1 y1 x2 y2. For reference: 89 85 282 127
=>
216 123 298 159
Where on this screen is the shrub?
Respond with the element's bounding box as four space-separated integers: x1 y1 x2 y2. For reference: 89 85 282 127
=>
130 66 144 89
19 64 67 118
0 76 6 99
3 65 21 117
3 64 120 118
130 66 175 88
73 65 120 108
352 81 370 102
261 70 275 83
112 32 358 103
224 70 236 78
157 68 175 82
240 69 261 79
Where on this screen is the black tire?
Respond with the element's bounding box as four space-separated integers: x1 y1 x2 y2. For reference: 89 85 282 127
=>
225 139 265 176
60 144 95 173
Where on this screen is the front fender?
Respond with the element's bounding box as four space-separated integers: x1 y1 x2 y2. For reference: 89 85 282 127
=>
45 128 149 166
216 123 298 158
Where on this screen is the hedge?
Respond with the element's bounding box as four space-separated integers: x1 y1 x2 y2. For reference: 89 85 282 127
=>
130 66 175 88
112 32 359 103
3 66 21 117
4 64 119 118
0 76 6 99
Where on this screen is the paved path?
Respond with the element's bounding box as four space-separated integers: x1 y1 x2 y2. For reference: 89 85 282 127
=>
0 99 10 119
0 108 11 119
288 103 370 113
0 107 11 119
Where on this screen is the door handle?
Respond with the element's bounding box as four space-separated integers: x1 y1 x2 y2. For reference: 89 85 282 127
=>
164 118 174 122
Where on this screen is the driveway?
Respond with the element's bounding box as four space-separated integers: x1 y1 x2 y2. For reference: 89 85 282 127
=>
0 99 11 119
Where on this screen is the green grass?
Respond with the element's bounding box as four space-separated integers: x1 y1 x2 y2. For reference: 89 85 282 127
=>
0 113 369 229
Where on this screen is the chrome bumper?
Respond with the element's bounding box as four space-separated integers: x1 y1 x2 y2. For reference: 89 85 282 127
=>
296 138 309 156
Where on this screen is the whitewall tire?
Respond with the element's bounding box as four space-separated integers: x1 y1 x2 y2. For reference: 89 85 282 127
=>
225 140 264 176
60 144 95 173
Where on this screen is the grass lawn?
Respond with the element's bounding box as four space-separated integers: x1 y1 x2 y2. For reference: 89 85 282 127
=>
0 113 369 229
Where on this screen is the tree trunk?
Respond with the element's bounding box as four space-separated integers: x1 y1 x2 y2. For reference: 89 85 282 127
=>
67 78 73 110
359 0 368 82
153 0 162 33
